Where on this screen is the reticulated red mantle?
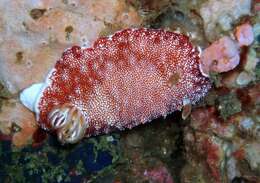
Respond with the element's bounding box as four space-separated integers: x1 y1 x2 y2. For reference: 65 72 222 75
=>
37 28 211 136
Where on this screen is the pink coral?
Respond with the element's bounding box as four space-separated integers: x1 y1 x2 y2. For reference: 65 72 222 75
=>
200 36 240 76
235 23 254 46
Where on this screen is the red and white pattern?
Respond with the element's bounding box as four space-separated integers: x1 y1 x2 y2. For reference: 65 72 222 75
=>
36 28 211 137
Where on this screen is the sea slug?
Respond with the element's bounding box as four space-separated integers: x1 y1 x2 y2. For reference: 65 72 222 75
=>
20 28 211 144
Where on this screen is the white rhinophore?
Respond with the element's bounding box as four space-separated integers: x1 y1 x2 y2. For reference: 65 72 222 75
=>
19 83 44 112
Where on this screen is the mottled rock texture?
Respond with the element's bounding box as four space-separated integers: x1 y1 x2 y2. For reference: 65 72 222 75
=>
200 0 251 41
0 100 37 147
0 0 141 94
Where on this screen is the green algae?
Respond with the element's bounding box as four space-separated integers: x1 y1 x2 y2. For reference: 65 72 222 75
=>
4 165 26 183
1 142 71 183
75 160 84 175
23 153 70 183
217 93 242 120
88 134 121 163
0 132 123 183
209 72 222 88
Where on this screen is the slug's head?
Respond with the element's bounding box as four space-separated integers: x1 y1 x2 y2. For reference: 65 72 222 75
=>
20 83 88 144
48 104 88 144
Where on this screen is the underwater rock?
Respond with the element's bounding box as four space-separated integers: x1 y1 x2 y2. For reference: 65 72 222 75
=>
222 47 258 87
244 48 259 73
143 165 174 183
253 23 260 45
221 71 240 88
186 113 244 183
236 71 253 86
20 28 211 144
237 116 260 139
244 143 260 173
226 157 241 182
125 132 144 148
185 130 227 183
181 159 210 183
185 82 260 183
238 117 255 132
0 101 37 147
248 84 260 105
200 0 252 41
190 107 236 139
0 0 141 94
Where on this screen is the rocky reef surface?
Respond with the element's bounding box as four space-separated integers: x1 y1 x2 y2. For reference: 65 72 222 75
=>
0 0 259 183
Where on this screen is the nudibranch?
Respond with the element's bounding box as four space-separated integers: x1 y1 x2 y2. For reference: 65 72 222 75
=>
20 28 211 144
